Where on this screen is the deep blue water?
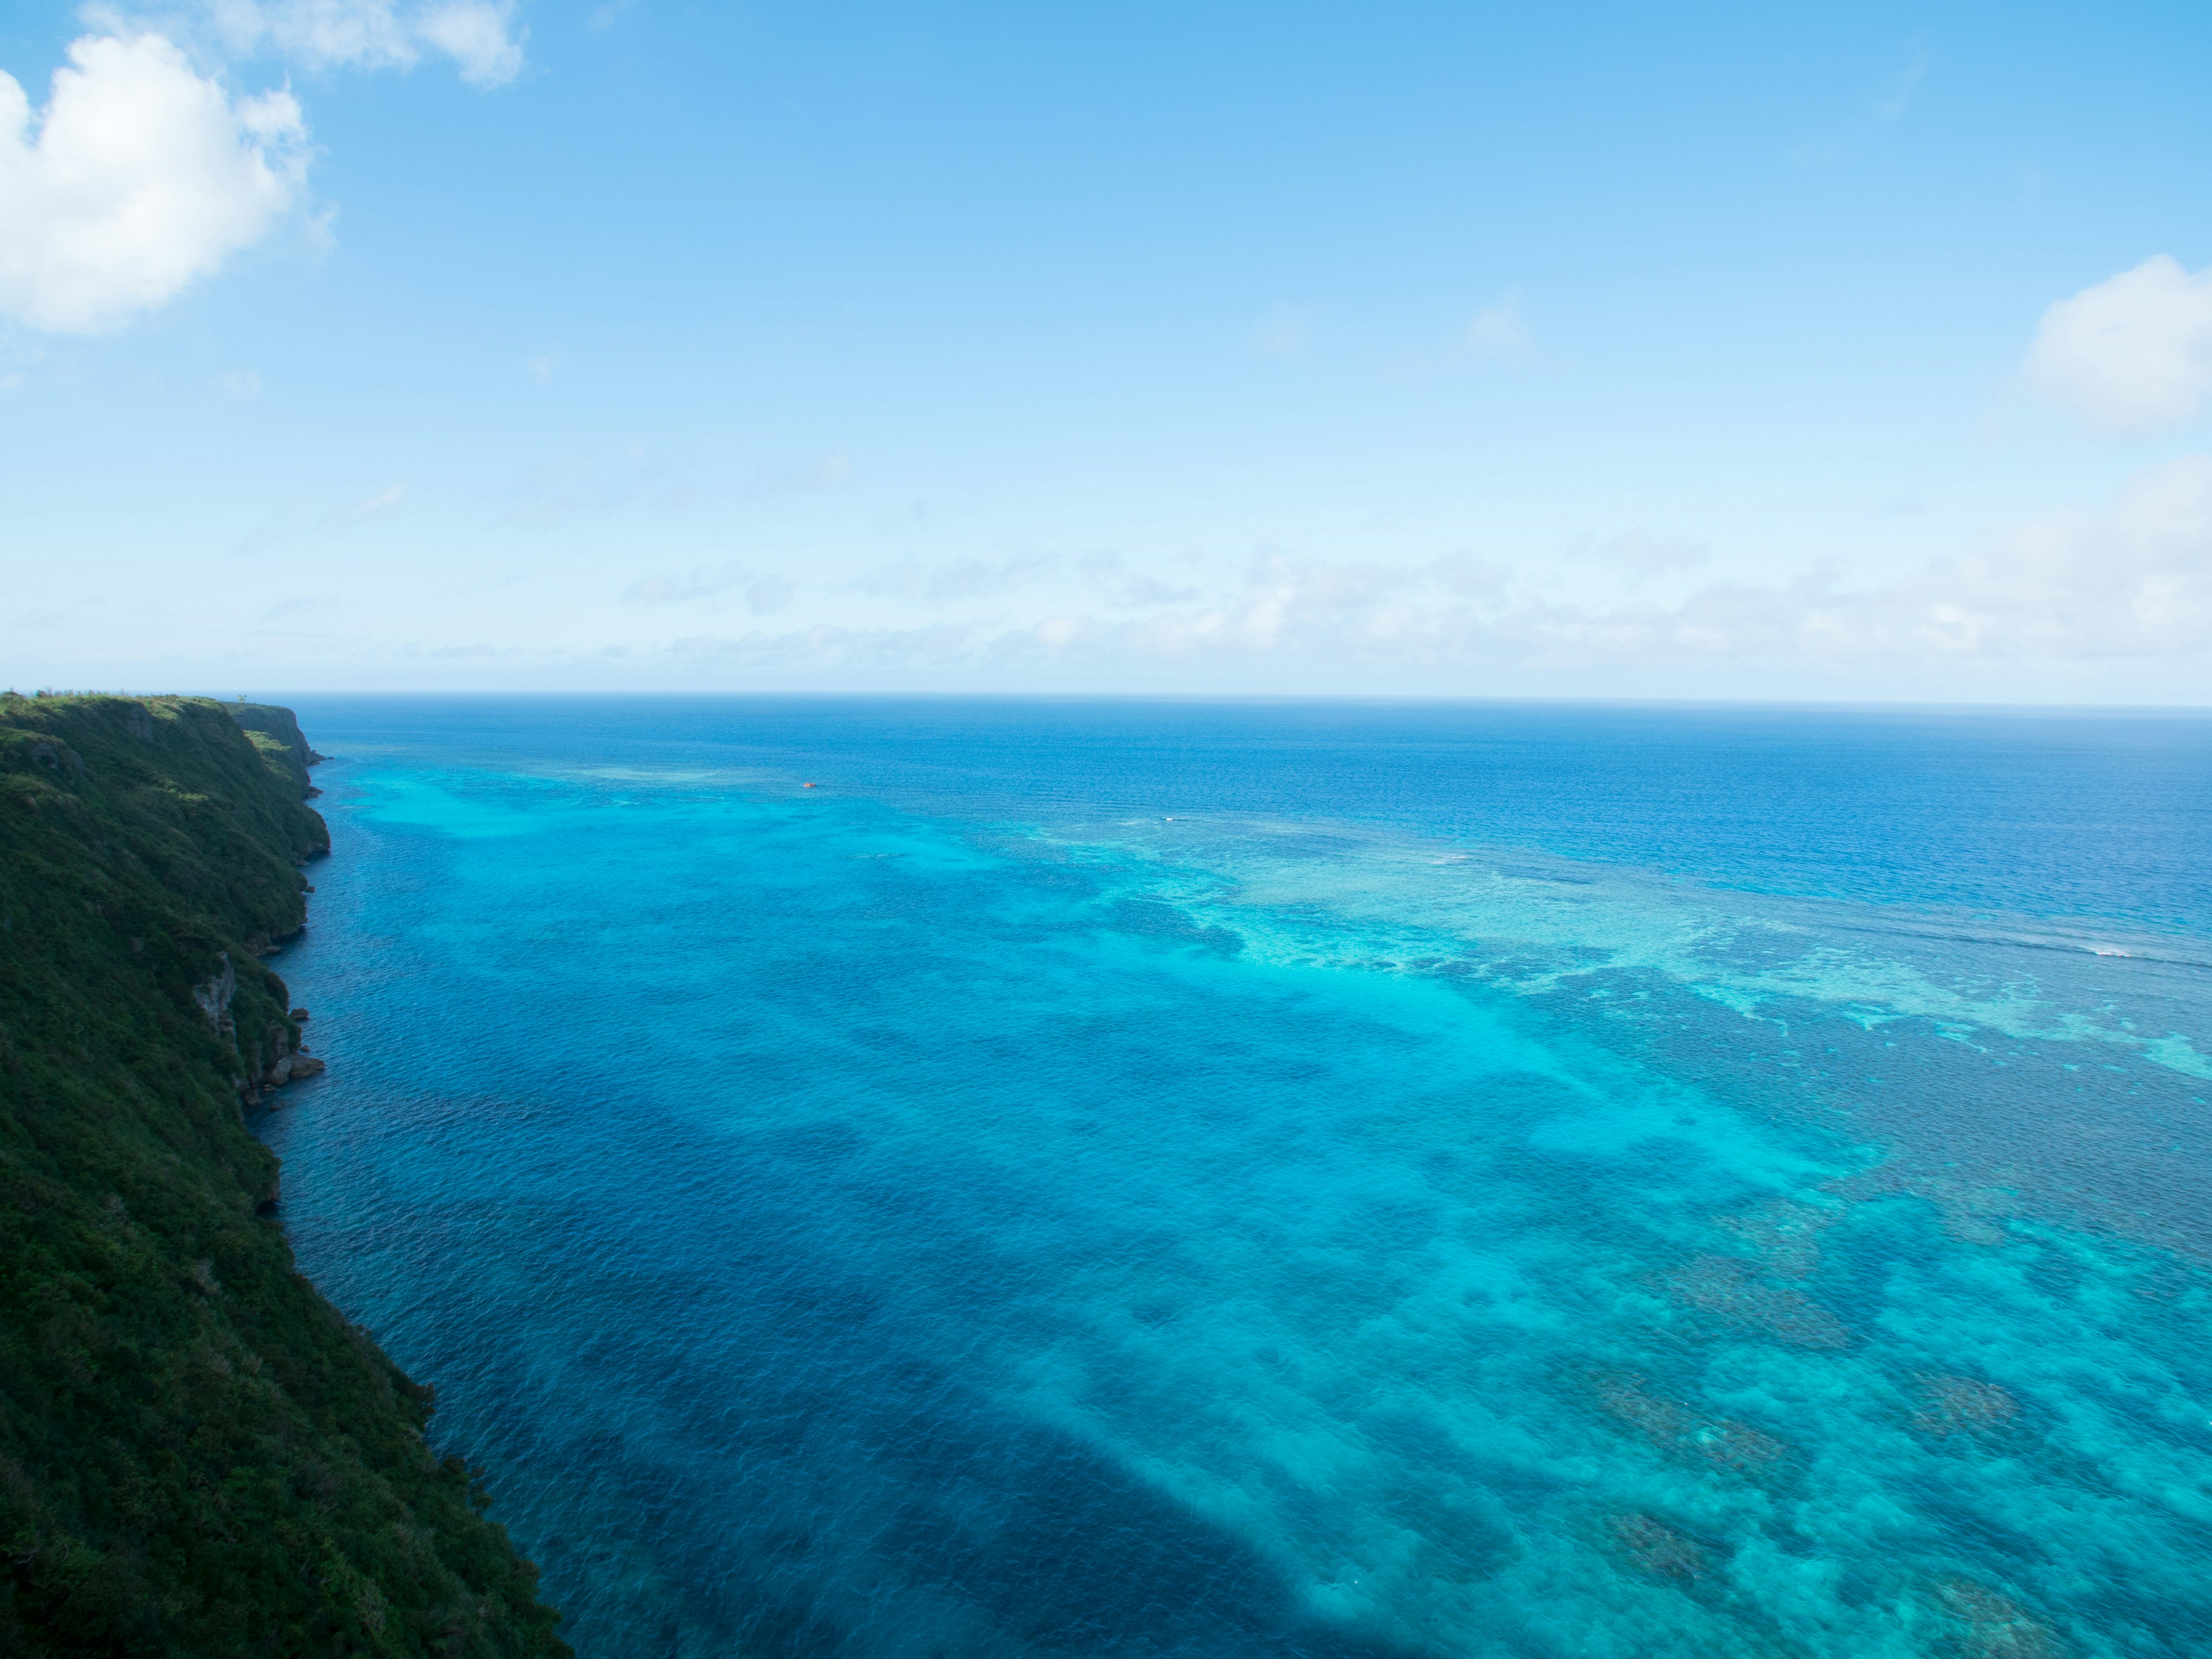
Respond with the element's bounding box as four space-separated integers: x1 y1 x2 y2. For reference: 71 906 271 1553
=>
261 699 2212 1658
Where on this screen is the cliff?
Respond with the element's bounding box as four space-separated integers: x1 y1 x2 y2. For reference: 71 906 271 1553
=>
0 694 567 1657
220 700 327 805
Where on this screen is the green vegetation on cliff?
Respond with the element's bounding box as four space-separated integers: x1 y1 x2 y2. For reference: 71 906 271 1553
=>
0 694 567 1658
217 702 328 806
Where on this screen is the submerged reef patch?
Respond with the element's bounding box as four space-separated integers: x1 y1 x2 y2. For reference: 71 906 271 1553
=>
1658 1253 1853 1349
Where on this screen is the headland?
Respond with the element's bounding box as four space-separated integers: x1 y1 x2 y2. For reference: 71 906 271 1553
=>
0 693 566 1657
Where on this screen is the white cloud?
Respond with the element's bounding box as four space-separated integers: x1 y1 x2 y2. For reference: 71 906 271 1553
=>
1914 453 2212 657
207 0 525 86
1512 456 2212 664
0 32 306 332
770 460 2212 675
415 2 525 86
2026 255 2212 429
219 467 2203 689
0 1 524 333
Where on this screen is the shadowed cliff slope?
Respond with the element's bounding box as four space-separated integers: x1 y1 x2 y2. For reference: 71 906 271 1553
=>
0 694 567 1658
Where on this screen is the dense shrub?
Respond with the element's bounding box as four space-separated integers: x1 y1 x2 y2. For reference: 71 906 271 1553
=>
0 695 567 1658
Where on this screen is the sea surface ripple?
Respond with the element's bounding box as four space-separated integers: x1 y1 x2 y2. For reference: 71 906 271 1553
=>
262 699 2212 1658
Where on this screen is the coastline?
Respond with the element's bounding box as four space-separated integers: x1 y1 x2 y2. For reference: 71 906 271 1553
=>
0 694 566 1657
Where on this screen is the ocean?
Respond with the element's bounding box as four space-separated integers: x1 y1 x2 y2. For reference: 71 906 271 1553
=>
260 698 2212 1658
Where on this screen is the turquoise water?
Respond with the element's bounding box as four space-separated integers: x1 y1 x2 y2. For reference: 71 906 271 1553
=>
263 699 2212 1658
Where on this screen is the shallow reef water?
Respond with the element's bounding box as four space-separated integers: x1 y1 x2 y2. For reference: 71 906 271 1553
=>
262 699 2212 1658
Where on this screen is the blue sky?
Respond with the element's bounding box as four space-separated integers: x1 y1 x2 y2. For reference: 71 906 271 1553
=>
3 1 2211 699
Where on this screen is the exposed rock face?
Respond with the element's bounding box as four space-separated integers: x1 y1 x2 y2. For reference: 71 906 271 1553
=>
191 953 238 1037
240 1016 327 1105
192 955 325 1104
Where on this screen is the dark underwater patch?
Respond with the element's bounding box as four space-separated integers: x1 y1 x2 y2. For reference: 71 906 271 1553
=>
1103 897 1245 957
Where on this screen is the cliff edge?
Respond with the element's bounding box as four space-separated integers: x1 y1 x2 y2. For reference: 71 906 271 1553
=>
0 695 567 1657
220 700 327 804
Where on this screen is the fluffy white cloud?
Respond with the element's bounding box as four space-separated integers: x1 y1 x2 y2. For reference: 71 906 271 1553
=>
0 32 305 332
416 2 525 86
2027 255 2212 429
207 0 525 86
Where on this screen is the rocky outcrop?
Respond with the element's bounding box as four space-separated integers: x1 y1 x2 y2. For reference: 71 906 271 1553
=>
191 952 238 1037
237 1006 327 1106
246 1012 326 1102
192 953 326 1105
